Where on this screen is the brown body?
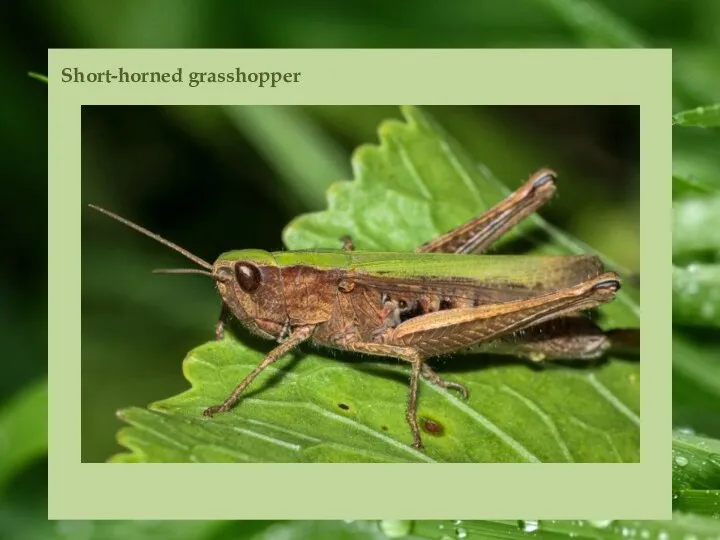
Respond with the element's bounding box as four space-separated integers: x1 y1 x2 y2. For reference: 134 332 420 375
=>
218 262 612 359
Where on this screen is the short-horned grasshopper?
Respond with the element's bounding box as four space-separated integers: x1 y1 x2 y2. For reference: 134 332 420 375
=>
90 168 623 450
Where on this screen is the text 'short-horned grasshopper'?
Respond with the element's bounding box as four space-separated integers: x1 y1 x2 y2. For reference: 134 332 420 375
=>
90 168 623 450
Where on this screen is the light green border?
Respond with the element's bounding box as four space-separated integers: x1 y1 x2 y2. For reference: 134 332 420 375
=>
49 49 670 520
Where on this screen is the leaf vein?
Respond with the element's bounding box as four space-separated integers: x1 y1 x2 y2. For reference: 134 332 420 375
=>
438 139 483 205
422 380 541 462
308 404 436 462
586 373 640 426
394 136 433 199
244 418 322 443
231 425 302 452
567 415 623 462
131 414 191 451
499 384 574 462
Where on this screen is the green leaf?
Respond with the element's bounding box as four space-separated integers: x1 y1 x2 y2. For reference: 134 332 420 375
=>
672 192 720 329
672 429 720 491
673 195 720 261
19 518 720 540
673 369 720 439
52 521 229 540
672 266 720 328
247 521 409 540
673 489 720 517
113 337 436 463
673 105 720 128
673 128 720 197
673 330 720 405
530 0 645 48
112 106 638 463
672 174 719 200
411 517 720 540
0 378 47 492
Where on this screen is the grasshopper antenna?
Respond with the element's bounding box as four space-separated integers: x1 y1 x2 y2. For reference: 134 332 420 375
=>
88 204 214 272
152 268 214 277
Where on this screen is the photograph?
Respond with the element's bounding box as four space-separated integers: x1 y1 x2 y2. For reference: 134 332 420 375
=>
81 105 640 463
4 0 720 534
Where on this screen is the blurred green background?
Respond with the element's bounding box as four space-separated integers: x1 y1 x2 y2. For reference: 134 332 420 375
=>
2 0 720 537
80 104 640 462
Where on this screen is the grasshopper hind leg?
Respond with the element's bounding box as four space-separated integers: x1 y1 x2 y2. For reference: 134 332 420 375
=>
415 168 556 255
476 317 615 363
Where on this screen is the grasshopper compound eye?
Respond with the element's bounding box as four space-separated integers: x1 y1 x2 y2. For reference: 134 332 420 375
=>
234 262 262 293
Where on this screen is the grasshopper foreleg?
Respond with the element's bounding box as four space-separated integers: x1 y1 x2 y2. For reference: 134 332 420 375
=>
203 325 315 417
215 303 231 341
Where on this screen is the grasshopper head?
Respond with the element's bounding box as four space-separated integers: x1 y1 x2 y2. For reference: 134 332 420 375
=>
213 250 287 340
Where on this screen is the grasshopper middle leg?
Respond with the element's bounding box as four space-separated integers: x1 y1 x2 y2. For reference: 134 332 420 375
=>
422 363 469 398
344 341 426 449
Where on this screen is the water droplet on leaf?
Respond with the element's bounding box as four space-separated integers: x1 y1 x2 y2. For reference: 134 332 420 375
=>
378 520 412 538
517 520 540 533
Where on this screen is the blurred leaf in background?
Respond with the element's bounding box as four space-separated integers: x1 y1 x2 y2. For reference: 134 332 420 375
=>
671 104 720 439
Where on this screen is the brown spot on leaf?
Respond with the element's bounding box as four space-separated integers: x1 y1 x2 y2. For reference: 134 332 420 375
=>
420 417 445 436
